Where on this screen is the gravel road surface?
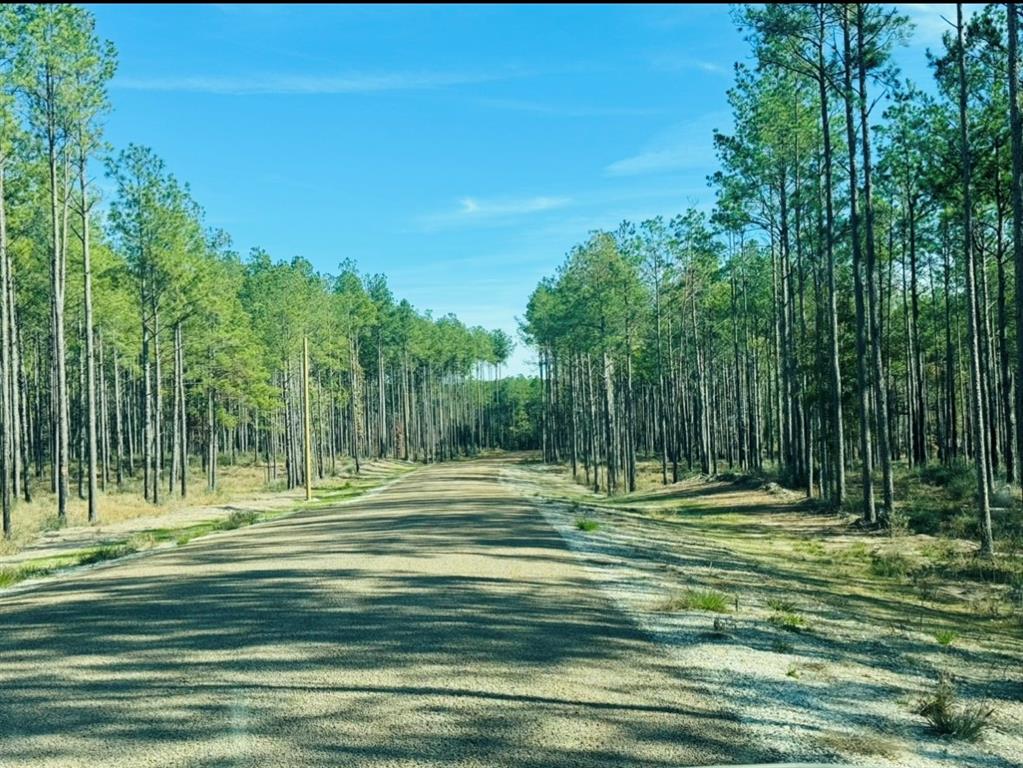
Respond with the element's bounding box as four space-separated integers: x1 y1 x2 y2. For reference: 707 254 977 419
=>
0 458 759 768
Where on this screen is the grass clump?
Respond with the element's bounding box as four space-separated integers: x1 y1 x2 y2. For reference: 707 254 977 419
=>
767 596 798 612
217 510 259 531
915 676 993 741
77 541 138 565
934 629 957 647
658 588 731 613
769 611 809 632
870 550 915 578
575 517 600 532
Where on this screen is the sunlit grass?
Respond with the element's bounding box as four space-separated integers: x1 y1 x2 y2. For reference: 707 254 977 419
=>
0 459 416 590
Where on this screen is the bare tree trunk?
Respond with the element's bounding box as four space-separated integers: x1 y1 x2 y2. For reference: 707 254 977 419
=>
1009 2 1023 497
0 163 11 537
957 3 994 556
843 7 876 524
79 149 99 522
857 4 894 516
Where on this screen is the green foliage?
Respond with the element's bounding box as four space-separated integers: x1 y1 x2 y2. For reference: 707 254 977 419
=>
575 517 599 532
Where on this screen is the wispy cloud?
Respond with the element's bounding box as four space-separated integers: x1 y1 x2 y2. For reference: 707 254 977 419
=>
649 52 729 77
897 4 977 47
114 70 511 95
418 194 571 230
456 195 570 218
480 98 662 118
604 110 729 177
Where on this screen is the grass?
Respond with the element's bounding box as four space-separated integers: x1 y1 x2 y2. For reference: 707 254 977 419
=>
934 629 957 646
575 517 600 532
869 550 916 578
0 459 415 591
768 611 810 632
522 456 1021 764
657 588 731 613
916 676 994 741
0 541 144 588
766 596 798 612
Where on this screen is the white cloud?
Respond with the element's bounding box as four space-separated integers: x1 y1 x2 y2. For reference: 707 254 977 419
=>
649 53 729 77
416 194 571 230
480 98 662 118
114 70 507 95
457 196 570 217
604 110 729 177
897 3 978 47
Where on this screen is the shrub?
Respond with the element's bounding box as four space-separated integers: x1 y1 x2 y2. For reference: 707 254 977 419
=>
575 517 599 532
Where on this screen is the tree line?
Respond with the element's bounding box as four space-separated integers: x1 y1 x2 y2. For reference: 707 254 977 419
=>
523 3 1023 558
0 4 538 539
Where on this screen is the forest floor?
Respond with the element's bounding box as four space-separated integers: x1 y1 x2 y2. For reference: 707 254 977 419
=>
506 458 1023 768
0 459 415 592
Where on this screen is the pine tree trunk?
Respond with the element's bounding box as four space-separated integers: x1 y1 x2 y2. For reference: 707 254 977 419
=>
957 3 995 556
857 4 894 516
843 7 876 524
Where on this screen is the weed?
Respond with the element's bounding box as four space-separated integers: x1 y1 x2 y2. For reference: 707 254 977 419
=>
658 589 731 613
218 510 259 531
767 596 797 613
934 629 957 647
915 675 993 741
870 551 915 578
78 542 137 565
769 611 809 632
575 517 600 532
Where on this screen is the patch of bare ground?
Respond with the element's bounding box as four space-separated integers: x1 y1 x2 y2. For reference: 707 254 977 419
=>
505 458 1023 768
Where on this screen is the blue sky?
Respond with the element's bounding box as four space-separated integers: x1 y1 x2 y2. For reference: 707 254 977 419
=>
89 3 962 374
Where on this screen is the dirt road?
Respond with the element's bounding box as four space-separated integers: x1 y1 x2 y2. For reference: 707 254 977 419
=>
0 458 757 767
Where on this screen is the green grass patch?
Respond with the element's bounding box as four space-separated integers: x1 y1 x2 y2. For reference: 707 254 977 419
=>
575 517 600 532
658 589 731 613
934 629 957 647
769 611 809 632
77 541 139 565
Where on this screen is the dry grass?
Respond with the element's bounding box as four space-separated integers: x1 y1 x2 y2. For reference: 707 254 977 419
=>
2 461 274 549
0 458 416 589
0 455 396 554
